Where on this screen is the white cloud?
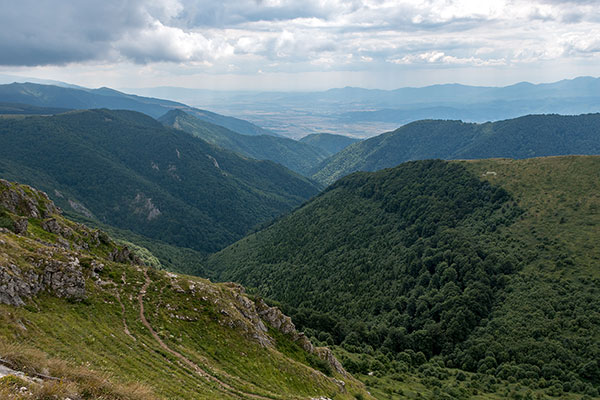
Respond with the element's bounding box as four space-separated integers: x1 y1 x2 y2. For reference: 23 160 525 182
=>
388 51 507 66
1 0 600 89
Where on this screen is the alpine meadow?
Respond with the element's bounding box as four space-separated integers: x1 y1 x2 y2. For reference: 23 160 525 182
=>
0 1 599 400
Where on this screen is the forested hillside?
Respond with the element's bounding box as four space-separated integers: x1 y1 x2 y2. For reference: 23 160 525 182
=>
0 82 275 136
160 110 329 175
0 110 320 255
313 113 600 184
299 133 360 155
0 102 70 115
209 156 600 398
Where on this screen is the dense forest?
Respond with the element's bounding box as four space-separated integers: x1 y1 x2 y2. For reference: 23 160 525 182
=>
313 113 600 184
0 109 319 254
299 132 361 156
209 157 600 397
160 109 330 175
0 82 273 135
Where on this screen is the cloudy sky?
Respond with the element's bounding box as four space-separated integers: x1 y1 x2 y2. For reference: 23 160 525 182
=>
1 0 599 90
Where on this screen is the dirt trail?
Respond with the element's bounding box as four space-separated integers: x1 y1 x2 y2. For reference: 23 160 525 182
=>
137 268 276 400
115 285 136 341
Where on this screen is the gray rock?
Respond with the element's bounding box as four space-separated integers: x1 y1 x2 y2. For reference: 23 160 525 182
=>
12 217 28 235
0 257 85 306
0 179 59 219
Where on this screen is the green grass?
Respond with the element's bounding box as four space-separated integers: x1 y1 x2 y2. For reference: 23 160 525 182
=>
0 179 372 399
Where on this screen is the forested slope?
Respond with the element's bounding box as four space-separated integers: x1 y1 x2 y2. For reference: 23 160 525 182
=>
209 156 600 398
313 113 600 185
0 110 320 254
160 110 329 175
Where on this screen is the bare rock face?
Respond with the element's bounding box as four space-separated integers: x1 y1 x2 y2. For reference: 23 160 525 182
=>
0 257 85 306
315 347 347 376
109 246 141 265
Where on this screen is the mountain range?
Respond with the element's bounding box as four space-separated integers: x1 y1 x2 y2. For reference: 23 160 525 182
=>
0 109 319 256
312 113 600 184
0 82 275 136
126 76 600 138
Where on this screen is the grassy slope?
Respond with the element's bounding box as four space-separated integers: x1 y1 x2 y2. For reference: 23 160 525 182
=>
0 182 371 400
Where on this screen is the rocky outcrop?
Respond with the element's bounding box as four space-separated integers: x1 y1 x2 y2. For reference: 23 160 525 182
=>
0 179 59 219
0 257 85 306
42 218 74 238
255 298 296 335
314 347 347 376
12 217 28 235
0 264 42 306
109 246 142 265
224 287 347 377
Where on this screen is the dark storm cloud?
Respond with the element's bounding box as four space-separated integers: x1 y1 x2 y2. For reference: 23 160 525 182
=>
0 0 151 65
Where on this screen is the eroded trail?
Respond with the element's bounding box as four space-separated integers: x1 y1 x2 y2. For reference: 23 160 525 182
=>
137 268 275 400
116 273 136 341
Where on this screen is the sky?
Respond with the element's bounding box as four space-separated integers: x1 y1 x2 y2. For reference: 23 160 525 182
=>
0 0 599 91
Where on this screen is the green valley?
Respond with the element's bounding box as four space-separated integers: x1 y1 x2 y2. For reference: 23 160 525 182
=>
160 109 330 176
0 109 320 255
299 133 360 156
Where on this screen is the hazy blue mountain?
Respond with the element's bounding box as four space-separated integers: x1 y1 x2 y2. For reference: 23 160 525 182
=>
299 133 361 155
312 113 600 184
0 82 276 136
0 109 320 253
159 109 327 175
0 73 85 88
127 76 600 139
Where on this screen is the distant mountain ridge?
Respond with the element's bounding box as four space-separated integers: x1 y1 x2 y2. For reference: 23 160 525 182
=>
0 101 70 115
159 109 328 176
0 109 320 254
0 82 276 136
299 133 360 155
126 76 600 139
313 113 600 184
